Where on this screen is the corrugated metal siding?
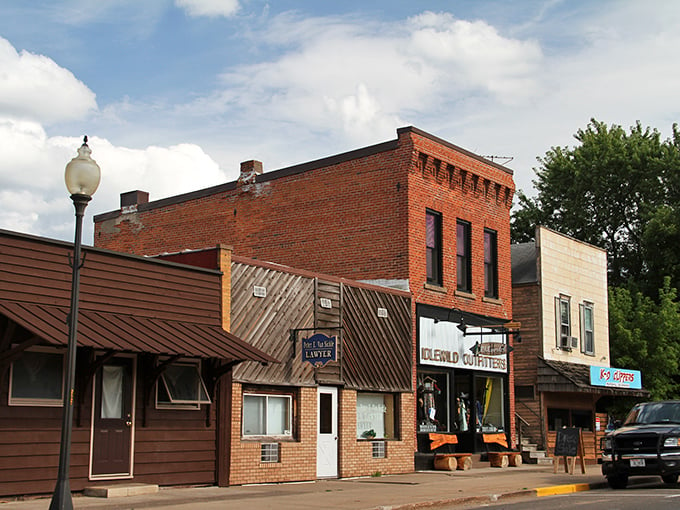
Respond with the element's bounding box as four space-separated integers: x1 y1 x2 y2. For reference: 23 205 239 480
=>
0 301 275 362
231 260 412 391
313 279 343 385
231 262 316 385
0 230 220 323
342 285 412 391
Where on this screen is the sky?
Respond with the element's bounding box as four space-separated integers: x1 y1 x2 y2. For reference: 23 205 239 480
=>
1 0 679 244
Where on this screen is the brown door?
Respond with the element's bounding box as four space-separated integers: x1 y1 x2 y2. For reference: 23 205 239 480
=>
91 356 135 477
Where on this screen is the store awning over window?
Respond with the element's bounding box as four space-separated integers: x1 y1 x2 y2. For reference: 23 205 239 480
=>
0 300 277 364
537 358 649 398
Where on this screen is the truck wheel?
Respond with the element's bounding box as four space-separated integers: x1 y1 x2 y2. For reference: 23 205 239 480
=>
607 474 628 489
662 473 678 484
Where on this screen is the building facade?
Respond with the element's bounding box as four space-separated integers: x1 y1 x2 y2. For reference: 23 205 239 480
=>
159 247 414 483
511 226 648 461
94 126 517 468
0 230 273 498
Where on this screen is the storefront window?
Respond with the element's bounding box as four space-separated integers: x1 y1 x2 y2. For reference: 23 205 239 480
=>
417 372 449 432
474 376 505 432
548 408 592 431
356 393 397 439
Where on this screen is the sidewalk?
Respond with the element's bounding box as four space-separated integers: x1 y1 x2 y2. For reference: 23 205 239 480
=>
0 464 614 510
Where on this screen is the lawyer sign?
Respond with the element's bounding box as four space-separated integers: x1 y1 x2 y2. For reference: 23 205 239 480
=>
302 333 337 367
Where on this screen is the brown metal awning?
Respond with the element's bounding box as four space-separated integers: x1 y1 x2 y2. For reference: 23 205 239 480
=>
537 358 649 398
0 301 277 364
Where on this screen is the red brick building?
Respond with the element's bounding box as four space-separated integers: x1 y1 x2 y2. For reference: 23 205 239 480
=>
94 126 517 470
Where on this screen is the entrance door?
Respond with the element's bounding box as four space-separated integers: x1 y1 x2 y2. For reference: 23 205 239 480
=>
91 356 135 478
317 386 338 478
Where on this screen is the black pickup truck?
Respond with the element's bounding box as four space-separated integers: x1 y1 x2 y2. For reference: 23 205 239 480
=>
601 401 680 489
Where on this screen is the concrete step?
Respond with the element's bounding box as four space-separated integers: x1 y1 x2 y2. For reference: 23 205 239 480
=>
83 483 159 498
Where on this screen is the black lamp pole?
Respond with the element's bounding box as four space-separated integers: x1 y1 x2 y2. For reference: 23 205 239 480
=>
49 195 91 510
50 137 100 510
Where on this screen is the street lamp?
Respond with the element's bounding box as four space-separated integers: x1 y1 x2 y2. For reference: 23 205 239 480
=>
50 136 101 510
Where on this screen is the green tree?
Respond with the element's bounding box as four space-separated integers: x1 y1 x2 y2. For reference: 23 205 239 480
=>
609 279 680 400
512 119 677 289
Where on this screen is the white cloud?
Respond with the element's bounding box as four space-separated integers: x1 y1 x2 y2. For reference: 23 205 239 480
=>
0 37 97 124
0 120 227 243
175 0 239 18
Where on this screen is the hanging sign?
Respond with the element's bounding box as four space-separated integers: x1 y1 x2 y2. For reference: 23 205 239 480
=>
302 333 337 367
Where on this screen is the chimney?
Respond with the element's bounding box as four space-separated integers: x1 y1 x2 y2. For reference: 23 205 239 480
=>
237 160 263 186
120 190 149 213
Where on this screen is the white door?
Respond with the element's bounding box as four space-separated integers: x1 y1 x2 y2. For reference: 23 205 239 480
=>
317 386 338 478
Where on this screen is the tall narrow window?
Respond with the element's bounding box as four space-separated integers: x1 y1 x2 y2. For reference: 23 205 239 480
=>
580 302 595 355
426 210 442 285
484 229 498 298
555 295 571 349
456 220 471 292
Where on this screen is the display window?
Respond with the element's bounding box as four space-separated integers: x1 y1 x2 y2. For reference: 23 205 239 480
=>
417 372 449 432
474 375 505 433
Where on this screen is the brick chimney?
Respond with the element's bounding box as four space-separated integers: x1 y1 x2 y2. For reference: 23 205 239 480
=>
120 190 149 213
237 160 263 186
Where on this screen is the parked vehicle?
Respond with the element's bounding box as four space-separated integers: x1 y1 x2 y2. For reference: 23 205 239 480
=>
601 401 680 489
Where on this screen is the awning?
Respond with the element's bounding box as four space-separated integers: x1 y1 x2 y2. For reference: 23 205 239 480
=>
0 301 277 364
537 358 649 398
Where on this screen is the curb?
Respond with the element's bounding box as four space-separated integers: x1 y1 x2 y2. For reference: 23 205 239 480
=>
380 481 608 510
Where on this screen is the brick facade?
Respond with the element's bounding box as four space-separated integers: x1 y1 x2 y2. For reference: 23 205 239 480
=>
94 126 517 468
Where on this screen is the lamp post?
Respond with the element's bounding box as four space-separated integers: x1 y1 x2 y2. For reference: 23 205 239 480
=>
49 136 101 510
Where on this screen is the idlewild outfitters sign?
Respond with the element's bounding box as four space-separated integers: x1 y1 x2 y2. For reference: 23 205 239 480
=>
302 333 337 367
419 317 508 374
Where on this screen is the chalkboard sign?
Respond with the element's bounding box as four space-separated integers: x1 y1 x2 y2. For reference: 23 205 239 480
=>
554 427 580 457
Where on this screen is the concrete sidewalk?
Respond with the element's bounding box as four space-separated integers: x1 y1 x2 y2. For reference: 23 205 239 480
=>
0 464 615 510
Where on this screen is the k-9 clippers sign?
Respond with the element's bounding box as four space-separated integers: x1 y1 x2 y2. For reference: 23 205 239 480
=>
590 365 642 389
302 333 337 367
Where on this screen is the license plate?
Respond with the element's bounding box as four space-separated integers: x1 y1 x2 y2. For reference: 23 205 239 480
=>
630 458 646 467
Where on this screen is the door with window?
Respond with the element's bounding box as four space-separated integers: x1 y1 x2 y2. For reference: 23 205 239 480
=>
91 356 135 478
317 386 338 478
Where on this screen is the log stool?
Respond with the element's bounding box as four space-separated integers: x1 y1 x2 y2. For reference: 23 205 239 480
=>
488 452 522 468
434 453 473 471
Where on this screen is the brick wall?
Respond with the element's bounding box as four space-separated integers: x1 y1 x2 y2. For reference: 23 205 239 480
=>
229 384 317 485
95 126 516 453
229 384 415 484
338 390 415 478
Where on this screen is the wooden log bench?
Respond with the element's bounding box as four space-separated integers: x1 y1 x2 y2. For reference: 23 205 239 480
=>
433 453 473 471
487 451 523 468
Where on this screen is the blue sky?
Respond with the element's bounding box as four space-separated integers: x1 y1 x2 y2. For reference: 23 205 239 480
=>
1 0 679 243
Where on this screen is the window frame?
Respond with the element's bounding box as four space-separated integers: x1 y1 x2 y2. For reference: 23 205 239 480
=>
8 346 66 407
242 391 294 439
155 358 211 411
483 228 498 298
426 210 443 286
356 392 399 440
580 302 595 355
555 295 571 349
456 220 472 293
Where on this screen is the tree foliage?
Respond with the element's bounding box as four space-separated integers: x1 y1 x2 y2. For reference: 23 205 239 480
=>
609 279 680 400
512 118 680 291
513 118 680 401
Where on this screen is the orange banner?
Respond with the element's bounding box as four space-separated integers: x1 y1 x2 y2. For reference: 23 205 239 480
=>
429 433 458 450
482 433 508 449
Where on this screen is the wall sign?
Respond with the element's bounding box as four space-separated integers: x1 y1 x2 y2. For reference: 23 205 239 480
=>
302 333 337 367
590 365 642 389
419 317 508 374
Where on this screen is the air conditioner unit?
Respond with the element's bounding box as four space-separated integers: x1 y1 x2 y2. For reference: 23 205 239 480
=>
570 336 579 349
560 335 572 351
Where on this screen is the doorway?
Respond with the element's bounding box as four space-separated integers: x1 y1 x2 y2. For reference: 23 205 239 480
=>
317 386 338 478
90 355 136 478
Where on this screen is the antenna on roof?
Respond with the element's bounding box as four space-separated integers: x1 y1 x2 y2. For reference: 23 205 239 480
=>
484 155 514 166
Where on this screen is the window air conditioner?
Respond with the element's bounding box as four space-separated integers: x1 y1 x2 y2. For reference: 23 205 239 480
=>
570 336 579 349
560 335 572 351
